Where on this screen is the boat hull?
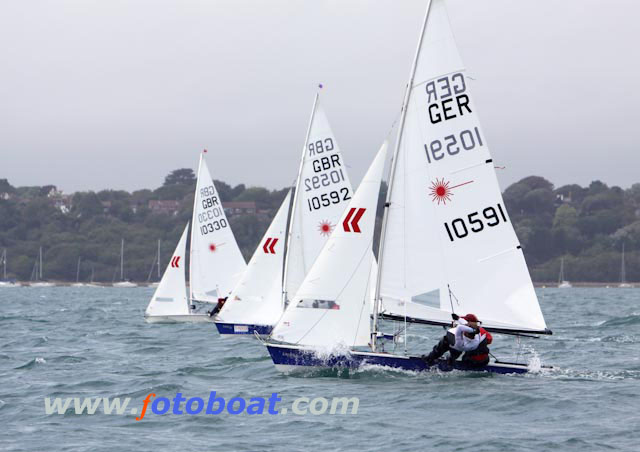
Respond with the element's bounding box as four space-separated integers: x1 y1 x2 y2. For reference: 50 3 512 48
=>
144 314 214 324
266 343 531 375
113 282 138 288
215 322 273 336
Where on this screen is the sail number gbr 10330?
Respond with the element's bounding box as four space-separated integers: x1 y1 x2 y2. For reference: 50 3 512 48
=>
444 203 507 241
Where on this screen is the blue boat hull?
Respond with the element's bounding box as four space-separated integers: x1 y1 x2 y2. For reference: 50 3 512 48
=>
266 343 531 375
215 322 273 336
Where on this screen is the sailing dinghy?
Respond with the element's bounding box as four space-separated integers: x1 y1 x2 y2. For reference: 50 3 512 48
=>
145 225 202 322
145 150 247 323
265 0 551 374
214 94 355 335
215 190 292 334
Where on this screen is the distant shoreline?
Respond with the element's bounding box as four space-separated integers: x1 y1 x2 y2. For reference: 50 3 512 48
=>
1 281 635 288
533 282 635 288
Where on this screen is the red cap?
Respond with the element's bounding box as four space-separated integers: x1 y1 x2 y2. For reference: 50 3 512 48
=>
462 313 479 322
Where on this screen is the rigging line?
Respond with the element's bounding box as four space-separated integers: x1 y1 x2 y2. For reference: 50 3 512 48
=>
385 110 402 142
353 255 376 348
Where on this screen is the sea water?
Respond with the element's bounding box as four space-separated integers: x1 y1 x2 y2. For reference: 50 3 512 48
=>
1 287 638 451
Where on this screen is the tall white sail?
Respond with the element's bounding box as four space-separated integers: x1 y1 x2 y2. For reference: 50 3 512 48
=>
217 190 292 326
283 95 354 304
272 142 388 348
145 225 190 317
377 0 546 332
190 152 247 302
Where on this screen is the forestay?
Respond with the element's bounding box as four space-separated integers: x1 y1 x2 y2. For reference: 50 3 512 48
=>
272 142 388 348
377 0 546 332
217 190 292 326
284 95 354 303
190 152 246 302
145 225 190 317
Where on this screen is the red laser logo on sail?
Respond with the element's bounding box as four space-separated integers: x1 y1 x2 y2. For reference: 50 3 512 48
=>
318 220 333 237
429 178 474 205
170 256 181 268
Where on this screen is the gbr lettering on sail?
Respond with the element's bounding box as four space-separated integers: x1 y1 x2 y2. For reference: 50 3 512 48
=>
197 185 228 235
303 138 351 212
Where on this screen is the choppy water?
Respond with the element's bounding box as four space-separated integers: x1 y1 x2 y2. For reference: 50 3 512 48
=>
1 287 639 451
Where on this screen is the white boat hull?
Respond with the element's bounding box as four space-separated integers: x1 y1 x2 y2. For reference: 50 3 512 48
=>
144 314 213 324
113 282 138 288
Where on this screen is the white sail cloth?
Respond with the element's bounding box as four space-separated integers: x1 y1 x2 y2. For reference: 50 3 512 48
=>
217 190 292 326
145 225 190 317
377 0 546 332
284 96 354 304
272 142 388 348
190 152 246 302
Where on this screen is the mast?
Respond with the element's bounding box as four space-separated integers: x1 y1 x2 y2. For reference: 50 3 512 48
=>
120 238 124 281
189 152 205 302
76 257 81 283
157 239 161 279
559 258 564 283
39 246 43 281
371 0 434 351
621 243 626 284
2 249 6 280
281 92 320 308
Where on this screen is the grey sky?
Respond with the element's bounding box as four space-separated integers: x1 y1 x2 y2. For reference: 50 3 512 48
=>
1 0 639 194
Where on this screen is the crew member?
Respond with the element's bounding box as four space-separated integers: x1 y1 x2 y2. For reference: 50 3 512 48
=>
461 326 492 367
208 296 228 317
422 313 486 366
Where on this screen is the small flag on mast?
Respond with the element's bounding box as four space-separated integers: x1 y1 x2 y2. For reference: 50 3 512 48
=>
318 83 323 89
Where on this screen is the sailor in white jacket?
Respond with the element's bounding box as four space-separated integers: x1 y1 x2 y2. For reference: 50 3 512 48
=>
423 313 484 365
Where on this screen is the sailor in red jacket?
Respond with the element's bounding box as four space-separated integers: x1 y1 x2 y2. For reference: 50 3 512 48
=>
422 313 487 366
461 326 492 367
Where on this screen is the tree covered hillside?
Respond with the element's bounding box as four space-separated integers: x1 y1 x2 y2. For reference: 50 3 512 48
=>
0 173 639 283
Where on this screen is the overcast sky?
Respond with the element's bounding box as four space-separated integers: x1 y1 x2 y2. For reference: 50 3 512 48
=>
1 0 639 194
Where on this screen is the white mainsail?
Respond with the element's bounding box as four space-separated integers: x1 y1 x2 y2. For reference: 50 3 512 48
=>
283 95 354 305
217 190 292 326
145 224 190 317
272 142 388 348
190 151 247 302
376 0 547 334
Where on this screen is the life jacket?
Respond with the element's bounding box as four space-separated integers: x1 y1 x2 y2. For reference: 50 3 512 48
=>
466 327 492 362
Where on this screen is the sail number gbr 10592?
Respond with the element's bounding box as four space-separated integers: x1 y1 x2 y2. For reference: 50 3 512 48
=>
307 188 351 211
444 203 507 241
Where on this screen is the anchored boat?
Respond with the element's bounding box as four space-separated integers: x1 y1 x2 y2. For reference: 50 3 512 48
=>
265 0 551 375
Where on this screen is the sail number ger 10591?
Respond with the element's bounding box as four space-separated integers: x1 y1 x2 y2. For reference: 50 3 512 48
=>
444 203 507 241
